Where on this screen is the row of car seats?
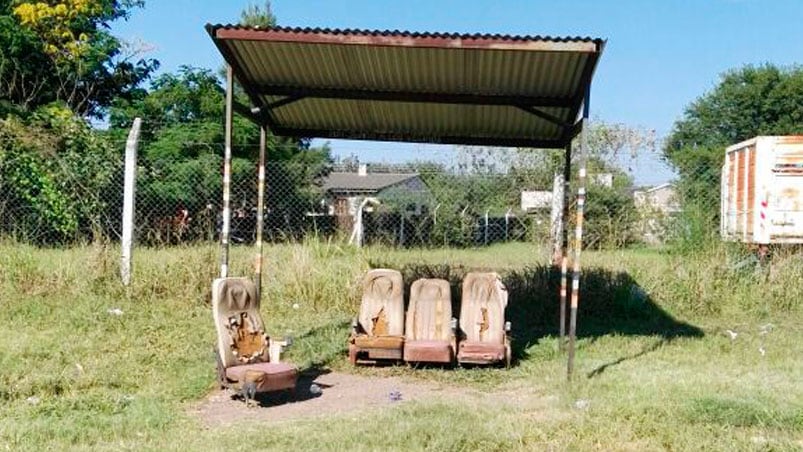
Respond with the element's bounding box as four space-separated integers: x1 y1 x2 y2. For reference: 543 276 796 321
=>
348 269 511 367
209 270 512 405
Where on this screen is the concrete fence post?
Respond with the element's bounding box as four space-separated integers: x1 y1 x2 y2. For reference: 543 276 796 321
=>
120 117 141 286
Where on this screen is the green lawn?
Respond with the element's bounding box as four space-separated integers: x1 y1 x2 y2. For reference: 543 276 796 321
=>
0 240 801 450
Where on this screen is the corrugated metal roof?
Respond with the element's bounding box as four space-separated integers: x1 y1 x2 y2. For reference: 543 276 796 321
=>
322 172 420 192
207 25 604 148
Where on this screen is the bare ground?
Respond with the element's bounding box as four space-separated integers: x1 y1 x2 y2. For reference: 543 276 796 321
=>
191 369 561 427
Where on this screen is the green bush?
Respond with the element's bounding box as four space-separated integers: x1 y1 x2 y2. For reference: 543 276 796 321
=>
0 105 118 244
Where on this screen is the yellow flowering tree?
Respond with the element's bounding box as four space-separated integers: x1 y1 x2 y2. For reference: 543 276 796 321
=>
1 0 156 117
13 0 101 60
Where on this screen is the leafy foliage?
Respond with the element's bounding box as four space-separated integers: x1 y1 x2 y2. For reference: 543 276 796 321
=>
413 121 645 248
0 103 119 243
0 0 157 117
239 0 276 28
109 66 332 242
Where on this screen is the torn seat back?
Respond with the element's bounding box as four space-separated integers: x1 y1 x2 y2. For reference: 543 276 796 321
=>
358 269 404 337
460 272 508 345
212 277 268 368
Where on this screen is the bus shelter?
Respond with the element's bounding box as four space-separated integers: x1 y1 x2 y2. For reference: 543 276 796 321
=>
206 24 605 378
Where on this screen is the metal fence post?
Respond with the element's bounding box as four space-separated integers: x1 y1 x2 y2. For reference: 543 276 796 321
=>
399 213 405 246
505 208 512 241
484 208 490 245
550 172 565 265
120 117 141 286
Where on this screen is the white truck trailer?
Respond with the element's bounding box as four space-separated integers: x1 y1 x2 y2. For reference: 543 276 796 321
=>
721 136 803 247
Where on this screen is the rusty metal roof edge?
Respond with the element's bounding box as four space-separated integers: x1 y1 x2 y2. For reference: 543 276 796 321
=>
206 23 605 48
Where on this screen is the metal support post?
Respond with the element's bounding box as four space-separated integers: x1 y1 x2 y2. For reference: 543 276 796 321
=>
220 65 234 278
568 90 590 380
559 143 571 351
255 126 267 299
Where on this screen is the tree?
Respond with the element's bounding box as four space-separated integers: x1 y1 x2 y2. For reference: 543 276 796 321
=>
0 103 119 243
664 64 803 241
0 0 157 117
413 121 649 248
109 66 332 243
240 1 276 28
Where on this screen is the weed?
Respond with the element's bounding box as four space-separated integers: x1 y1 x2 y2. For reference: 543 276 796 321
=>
0 240 801 450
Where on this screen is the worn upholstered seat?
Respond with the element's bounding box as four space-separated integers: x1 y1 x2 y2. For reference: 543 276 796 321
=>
212 277 298 398
348 269 405 365
224 362 298 393
457 272 511 367
404 278 455 364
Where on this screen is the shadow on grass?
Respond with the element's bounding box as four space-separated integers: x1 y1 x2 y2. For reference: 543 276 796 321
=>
369 261 704 376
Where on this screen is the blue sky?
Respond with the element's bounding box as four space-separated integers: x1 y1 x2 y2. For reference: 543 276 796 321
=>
112 0 803 184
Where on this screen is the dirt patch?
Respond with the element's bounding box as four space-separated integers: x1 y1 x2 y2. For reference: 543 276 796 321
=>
191 370 553 427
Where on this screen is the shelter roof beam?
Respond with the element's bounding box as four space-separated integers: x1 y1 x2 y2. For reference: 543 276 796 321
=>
255 85 574 108
270 126 566 148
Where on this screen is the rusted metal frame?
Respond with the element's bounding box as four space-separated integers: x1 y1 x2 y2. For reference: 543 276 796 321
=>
266 95 305 110
270 126 565 149
220 65 234 278
209 25 601 53
564 119 584 142
232 100 262 125
561 44 603 141
210 36 278 130
253 85 574 108
559 141 572 352
254 126 267 301
515 105 572 129
567 87 591 380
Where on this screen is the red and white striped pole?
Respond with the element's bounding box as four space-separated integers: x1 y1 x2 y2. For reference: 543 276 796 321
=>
220 65 233 278
254 126 267 299
567 95 590 380
559 142 571 351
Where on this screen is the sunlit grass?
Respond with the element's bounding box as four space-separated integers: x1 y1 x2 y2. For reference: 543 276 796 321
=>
0 239 801 450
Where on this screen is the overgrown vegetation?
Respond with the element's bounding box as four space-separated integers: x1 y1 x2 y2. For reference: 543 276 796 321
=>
0 241 800 450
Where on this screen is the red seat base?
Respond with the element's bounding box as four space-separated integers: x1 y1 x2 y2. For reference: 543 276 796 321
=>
225 362 298 392
457 341 506 365
404 340 454 363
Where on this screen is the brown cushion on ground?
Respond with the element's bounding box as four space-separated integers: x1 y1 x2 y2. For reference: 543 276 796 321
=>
225 362 297 392
353 335 404 349
457 341 506 363
404 339 453 363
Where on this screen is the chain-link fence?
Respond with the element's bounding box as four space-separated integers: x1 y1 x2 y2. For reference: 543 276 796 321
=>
0 132 725 250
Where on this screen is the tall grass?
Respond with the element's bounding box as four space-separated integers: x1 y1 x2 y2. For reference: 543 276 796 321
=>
0 239 801 450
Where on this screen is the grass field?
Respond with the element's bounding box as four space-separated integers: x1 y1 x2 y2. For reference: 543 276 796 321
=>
1 240 801 451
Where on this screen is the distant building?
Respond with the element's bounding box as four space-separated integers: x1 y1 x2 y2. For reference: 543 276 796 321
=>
590 173 614 188
520 190 552 212
633 183 680 214
322 164 430 217
632 183 680 244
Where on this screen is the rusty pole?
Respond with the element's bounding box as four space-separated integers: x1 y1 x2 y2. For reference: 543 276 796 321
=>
567 90 590 380
559 142 571 351
220 65 233 278
254 126 267 300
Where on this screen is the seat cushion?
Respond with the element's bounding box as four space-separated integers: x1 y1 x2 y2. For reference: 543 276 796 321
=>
457 341 506 364
353 335 404 350
225 362 297 392
404 339 453 363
